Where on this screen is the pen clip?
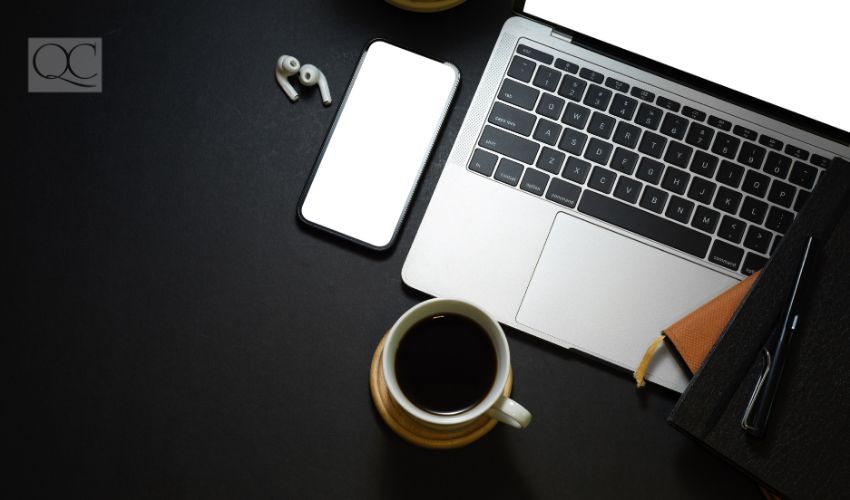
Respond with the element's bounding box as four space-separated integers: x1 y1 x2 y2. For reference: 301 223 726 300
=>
741 348 772 432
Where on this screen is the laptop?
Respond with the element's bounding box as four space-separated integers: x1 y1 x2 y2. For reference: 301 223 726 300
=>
402 0 850 392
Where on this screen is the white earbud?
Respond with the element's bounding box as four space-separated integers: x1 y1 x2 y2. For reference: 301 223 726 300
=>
275 55 301 102
298 64 332 106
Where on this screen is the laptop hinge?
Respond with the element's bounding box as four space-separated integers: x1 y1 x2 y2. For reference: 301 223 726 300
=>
550 29 573 44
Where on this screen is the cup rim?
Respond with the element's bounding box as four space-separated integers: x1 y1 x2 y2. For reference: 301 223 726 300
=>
381 298 510 426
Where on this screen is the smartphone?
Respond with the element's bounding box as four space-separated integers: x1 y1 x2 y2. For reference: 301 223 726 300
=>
298 40 460 250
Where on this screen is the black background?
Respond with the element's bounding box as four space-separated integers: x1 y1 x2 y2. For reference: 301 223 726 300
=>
14 1 759 498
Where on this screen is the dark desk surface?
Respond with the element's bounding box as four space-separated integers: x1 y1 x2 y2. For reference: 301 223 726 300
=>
15 1 759 498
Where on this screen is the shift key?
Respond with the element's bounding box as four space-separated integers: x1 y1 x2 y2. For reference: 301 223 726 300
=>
479 125 539 164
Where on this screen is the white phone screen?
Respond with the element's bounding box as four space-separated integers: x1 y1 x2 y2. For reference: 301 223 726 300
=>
299 41 459 249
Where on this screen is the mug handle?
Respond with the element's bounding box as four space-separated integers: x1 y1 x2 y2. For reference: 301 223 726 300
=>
487 396 532 429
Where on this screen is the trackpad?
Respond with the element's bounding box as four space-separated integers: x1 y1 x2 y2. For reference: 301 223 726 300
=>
517 212 737 392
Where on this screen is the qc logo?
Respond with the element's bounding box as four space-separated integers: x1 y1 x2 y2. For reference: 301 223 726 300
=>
28 38 102 92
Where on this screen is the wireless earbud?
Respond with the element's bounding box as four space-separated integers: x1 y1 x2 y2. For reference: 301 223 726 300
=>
299 64 332 107
275 55 301 102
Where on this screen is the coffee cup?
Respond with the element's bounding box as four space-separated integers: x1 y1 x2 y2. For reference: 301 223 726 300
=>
382 298 532 429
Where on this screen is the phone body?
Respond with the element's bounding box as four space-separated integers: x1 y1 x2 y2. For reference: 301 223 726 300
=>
298 40 460 250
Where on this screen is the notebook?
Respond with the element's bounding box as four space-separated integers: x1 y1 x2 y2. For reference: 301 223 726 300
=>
668 157 850 499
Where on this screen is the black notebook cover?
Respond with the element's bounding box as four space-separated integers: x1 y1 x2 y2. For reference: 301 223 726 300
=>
669 157 850 500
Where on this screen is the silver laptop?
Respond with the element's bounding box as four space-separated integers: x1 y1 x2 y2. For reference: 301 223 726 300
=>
402 0 850 392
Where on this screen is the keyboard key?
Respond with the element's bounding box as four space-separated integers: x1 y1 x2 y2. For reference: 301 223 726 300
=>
738 142 766 169
767 180 796 208
614 176 642 203
588 167 617 194
740 196 768 225
707 115 732 131
744 226 772 254
498 79 539 110
708 240 744 271
587 112 616 139
713 186 742 214
765 206 794 234
690 150 719 178
507 55 535 83
794 190 809 212
536 147 566 174
609 93 638 120
563 156 592 184
635 103 664 130
488 102 536 136
479 125 540 164
533 66 562 93
579 67 604 84
742 253 768 276
562 102 591 129
584 138 613 165
630 86 655 102
717 160 744 188
692 205 720 234
784 144 809 160
810 154 831 168
639 186 668 214
533 118 563 146
759 134 783 151
688 177 717 204
712 132 740 159
558 74 587 102
494 158 524 186
656 96 680 112
718 215 746 244
612 121 641 148
605 77 630 93
665 196 695 224
638 131 667 158
583 84 613 111
682 106 706 121
763 152 792 179
664 141 693 168
636 157 665 185
611 147 639 174
789 161 817 189
517 44 553 64
545 177 582 208
685 122 714 150
537 93 566 120
578 190 711 258
554 58 579 74
468 148 498 176
661 167 691 195
520 168 550 196
559 129 588 156
732 125 758 141
660 114 689 140
741 170 770 198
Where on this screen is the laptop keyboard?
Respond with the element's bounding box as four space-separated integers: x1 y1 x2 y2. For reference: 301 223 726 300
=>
469 43 832 276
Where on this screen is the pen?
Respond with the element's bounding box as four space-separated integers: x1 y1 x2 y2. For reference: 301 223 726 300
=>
741 235 818 438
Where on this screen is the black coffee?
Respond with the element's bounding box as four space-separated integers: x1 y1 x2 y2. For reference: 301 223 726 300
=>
395 313 497 416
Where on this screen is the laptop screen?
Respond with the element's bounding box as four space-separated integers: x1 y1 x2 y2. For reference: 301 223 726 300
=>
522 0 849 135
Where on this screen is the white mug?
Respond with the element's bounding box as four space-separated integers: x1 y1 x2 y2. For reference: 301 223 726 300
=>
382 298 532 429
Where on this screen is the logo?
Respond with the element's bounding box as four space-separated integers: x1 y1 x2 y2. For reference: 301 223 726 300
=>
28 38 102 92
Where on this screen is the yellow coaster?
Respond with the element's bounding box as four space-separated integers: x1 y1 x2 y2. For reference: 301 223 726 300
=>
369 332 512 449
